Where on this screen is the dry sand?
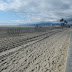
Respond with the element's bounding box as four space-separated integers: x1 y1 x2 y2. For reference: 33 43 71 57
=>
0 28 70 72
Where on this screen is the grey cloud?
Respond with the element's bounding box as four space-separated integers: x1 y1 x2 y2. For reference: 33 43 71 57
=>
0 0 72 24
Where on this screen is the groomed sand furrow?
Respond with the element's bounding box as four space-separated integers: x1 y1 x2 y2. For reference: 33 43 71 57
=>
0 29 62 53
0 29 62 59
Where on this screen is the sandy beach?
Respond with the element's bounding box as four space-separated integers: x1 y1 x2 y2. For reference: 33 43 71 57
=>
0 28 70 72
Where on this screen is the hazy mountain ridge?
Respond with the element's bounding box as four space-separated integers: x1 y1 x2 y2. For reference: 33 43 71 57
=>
19 22 61 26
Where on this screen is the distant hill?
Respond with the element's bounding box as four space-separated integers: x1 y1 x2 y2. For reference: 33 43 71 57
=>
19 22 61 26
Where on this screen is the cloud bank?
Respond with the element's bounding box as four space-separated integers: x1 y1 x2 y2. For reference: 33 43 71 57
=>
0 0 72 24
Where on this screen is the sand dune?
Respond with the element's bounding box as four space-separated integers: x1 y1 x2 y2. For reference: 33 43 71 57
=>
0 28 70 72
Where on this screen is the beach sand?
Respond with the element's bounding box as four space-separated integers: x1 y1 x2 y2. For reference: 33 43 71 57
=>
0 28 70 72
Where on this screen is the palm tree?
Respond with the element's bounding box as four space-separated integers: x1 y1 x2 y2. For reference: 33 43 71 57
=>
64 21 68 24
60 18 64 28
60 18 68 28
62 23 65 26
60 18 64 22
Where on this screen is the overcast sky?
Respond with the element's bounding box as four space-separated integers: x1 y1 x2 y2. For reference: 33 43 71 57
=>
0 0 72 26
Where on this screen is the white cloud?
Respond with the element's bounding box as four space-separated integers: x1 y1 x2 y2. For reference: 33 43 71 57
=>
0 0 72 24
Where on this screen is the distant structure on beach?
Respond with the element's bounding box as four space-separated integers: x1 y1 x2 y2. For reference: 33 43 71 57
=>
35 25 43 31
